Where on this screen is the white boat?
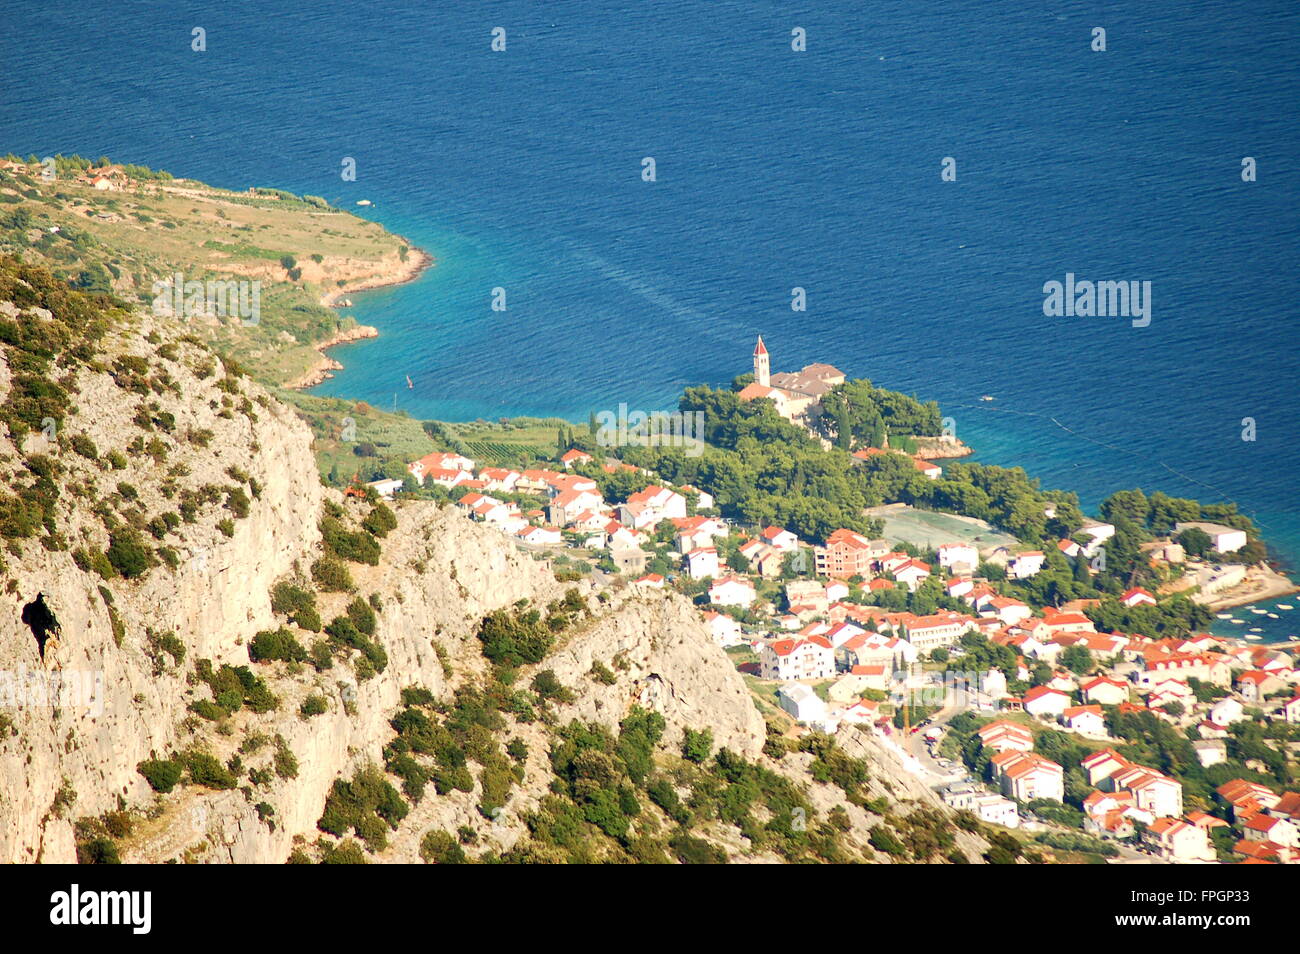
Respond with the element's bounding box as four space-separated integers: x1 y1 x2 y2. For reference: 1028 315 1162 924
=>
356 199 372 207
1277 604 1293 610
1246 634 1262 641
1268 613 1280 619
1230 618 1245 624
1251 608 1268 614
1215 613 1232 619
1250 627 1263 632
980 395 995 402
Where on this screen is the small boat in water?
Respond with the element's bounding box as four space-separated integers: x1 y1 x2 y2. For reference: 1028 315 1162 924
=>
1278 604 1294 610
1230 618 1245 624
1246 634 1262 641
406 375 414 389
1251 608 1268 614
1216 613 1232 619
980 395 995 402
1268 613 1280 619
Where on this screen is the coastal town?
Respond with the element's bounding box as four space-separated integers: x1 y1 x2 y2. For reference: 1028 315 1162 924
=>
362 338 1300 865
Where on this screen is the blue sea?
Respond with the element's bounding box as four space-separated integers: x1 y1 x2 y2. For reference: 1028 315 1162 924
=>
5 1 1299 635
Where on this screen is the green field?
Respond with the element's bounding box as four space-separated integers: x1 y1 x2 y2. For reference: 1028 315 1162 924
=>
864 504 1019 555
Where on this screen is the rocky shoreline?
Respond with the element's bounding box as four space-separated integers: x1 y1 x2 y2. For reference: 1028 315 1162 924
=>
287 324 379 389
291 240 433 390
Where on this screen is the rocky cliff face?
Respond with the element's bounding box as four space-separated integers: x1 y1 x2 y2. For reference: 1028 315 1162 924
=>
0 264 985 864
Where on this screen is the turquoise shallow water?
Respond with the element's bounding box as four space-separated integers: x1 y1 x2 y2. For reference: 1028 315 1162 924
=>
4 1 1298 632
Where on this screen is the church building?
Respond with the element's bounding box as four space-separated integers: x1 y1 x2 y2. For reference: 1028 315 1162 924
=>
737 336 845 424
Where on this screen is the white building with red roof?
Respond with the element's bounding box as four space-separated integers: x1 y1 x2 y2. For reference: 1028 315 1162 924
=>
708 575 756 608
761 634 835 681
1081 675 1129 706
1145 817 1215 862
1120 587 1157 607
701 609 743 647
892 559 932 591
990 751 1064 803
976 720 1034 753
1061 704 1107 737
684 546 721 580
408 451 475 484
559 448 593 469
671 515 727 553
1007 551 1046 579
618 485 686 530
1023 685 1071 718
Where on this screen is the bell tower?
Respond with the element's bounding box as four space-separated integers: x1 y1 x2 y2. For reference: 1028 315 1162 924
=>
753 335 770 386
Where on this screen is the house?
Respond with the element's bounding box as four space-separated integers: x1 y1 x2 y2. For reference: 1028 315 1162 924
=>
777 683 830 725
632 572 666 590
701 610 744 647
759 526 799 552
762 635 835 681
708 575 756 608
407 450 475 484
684 546 721 580
671 515 727 553
893 611 975 651
1061 704 1106 737
976 720 1034 753
1039 608 1096 635
739 538 786 578
1284 694 1300 724
1145 818 1215 863
679 485 714 510
943 786 1020 828
1238 669 1283 703
892 559 931 591
1217 779 1281 820
987 597 1032 626
1081 676 1129 706
1085 751 1183 818
1193 739 1227 768
1023 686 1071 718
1120 587 1157 608
912 457 942 480
840 697 882 725
1057 539 1083 558
365 477 405 500
945 577 975 599
1174 521 1248 554
982 668 1009 699
559 448 593 469
813 528 886 579
829 666 888 699
823 620 867 649
1209 697 1245 727
618 485 686 529
548 488 605 526
785 579 830 614
1006 551 1046 579
414 465 475 490
1243 814 1299 848
477 467 521 493
1079 519 1115 555
990 751 1064 803
516 525 562 546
